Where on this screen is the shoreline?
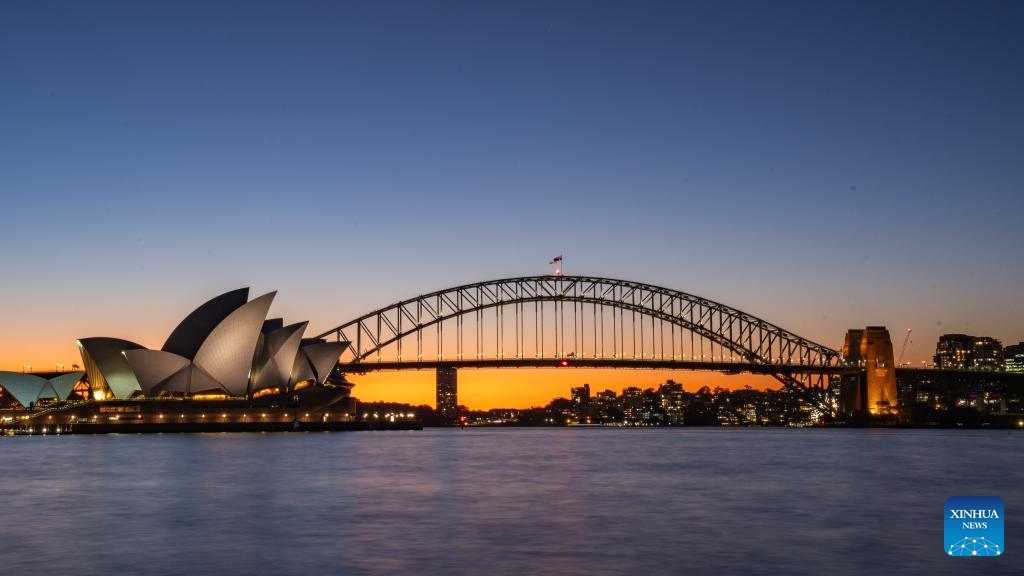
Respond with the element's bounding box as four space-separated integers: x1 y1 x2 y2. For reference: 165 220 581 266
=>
2 420 421 435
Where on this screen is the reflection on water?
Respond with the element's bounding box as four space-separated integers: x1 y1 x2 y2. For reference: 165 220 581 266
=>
2 428 1021 575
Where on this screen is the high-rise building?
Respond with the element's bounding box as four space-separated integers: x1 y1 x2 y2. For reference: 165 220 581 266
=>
570 383 591 422
972 337 1003 371
934 334 975 369
592 389 618 422
621 386 643 421
436 366 458 422
1005 343 1024 373
570 383 591 407
659 380 685 424
934 334 1004 371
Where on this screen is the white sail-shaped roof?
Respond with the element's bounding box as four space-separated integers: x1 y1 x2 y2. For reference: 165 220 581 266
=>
193 291 276 397
123 349 191 397
158 365 192 395
188 364 229 395
78 338 145 399
290 353 315 387
48 372 85 400
0 372 48 407
295 341 349 387
253 321 307 393
121 292 275 398
162 288 249 360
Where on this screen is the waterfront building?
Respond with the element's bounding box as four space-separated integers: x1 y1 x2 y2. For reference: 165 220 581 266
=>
570 384 590 406
934 334 976 369
1 288 357 433
592 389 618 422
972 337 1003 371
570 383 591 422
436 365 458 422
659 380 685 424
621 386 643 421
933 334 1004 371
594 389 617 406
1005 343 1024 373
75 288 347 400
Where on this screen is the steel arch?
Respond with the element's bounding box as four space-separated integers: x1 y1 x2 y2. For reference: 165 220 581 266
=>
315 276 840 373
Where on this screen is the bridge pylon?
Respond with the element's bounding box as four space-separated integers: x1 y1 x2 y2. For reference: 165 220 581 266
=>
839 327 897 416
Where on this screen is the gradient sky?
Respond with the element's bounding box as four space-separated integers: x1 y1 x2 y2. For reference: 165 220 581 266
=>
2 1 1022 408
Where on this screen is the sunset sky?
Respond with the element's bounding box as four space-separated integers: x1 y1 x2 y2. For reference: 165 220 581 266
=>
2 1 1022 408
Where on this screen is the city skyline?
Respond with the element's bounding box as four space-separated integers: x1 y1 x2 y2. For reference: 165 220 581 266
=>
3 1 1022 408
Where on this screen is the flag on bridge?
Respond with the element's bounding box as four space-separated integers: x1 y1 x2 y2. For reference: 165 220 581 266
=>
550 255 563 277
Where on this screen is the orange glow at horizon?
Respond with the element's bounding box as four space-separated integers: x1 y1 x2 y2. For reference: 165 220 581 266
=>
0 336 163 375
3 339 781 410
347 368 782 410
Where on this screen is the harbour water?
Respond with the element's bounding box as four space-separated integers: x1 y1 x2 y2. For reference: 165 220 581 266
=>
2 428 1021 575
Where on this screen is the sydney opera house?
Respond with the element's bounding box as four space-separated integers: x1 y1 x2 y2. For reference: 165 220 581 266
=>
76 288 346 401
0 288 394 433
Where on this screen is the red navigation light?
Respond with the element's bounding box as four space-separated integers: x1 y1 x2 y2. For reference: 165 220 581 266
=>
559 359 570 367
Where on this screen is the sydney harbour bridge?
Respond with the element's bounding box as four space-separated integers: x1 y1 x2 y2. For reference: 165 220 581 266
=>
316 275 848 409
316 275 1023 416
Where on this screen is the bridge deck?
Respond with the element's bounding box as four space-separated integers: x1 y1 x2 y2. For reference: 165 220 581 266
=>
337 359 848 375
336 361 1024 384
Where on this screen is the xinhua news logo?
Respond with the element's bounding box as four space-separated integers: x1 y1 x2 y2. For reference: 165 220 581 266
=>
945 496 1004 557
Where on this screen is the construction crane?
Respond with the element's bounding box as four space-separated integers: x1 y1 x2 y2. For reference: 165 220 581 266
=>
897 328 912 367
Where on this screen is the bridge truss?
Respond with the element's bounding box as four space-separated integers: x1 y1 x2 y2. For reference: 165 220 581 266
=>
316 276 842 406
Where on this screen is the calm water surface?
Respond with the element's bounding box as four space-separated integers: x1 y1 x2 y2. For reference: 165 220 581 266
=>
2 428 1022 575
